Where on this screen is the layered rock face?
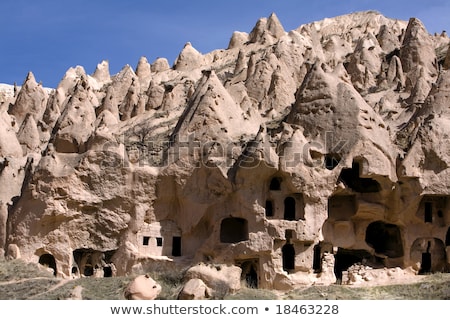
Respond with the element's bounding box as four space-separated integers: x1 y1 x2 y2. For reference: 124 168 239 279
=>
1 11 450 290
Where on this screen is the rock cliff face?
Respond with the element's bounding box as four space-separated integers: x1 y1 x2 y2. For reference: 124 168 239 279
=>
1 11 450 290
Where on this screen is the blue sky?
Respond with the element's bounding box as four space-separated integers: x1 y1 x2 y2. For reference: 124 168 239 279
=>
1 0 450 88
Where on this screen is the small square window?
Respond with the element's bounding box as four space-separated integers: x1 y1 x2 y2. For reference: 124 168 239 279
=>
156 237 163 247
143 236 150 246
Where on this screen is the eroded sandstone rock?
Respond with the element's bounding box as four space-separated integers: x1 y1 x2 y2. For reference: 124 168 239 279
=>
1 11 450 293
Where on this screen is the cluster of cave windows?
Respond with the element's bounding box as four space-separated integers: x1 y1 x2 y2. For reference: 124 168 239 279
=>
266 177 305 221
141 235 182 256
281 242 323 274
332 222 450 281
142 236 163 247
71 249 116 278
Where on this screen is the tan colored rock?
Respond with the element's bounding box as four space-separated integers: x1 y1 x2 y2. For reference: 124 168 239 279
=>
178 278 212 300
151 58 170 73
2 11 450 293
8 72 48 126
92 60 111 85
174 42 204 71
124 274 161 300
184 264 242 295
135 56 152 89
400 18 438 90
6 244 21 260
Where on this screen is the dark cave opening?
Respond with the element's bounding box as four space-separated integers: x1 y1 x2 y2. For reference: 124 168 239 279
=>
39 254 57 276
269 177 282 190
282 243 295 273
284 197 296 221
220 217 249 243
365 221 404 258
338 161 381 193
334 248 372 283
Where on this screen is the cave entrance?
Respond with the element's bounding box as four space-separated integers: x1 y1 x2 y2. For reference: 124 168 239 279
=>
313 244 322 273
282 243 295 273
338 161 381 193
420 241 432 275
220 218 249 243
365 221 404 258
237 260 259 289
334 248 372 283
421 252 432 274
103 266 113 277
172 236 182 256
39 254 57 276
265 200 274 217
411 238 447 274
269 177 281 190
284 197 296 221
446 227 450 246
84 265 94 276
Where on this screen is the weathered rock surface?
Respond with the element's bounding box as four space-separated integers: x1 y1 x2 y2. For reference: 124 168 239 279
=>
1 11 450 292
178 278 212 300
124 274 161 300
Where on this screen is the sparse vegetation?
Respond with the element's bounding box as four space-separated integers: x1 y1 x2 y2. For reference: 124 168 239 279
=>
148 267 187 299
1 258 449 300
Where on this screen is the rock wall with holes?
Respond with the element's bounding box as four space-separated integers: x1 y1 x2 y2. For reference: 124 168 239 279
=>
1 11 450 289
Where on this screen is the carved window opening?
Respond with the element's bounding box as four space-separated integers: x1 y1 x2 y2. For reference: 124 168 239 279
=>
71 267 78 276
269 177 281 190
143 236 150 246
282 243 295 273
220 218 249 243
265 200 274 217
156 237 163 247
39 254 57 276
424 202 433 223
172 236 182 256
365 221 404 258
313 244 322 273
446 228 450 246
284 197 296 221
